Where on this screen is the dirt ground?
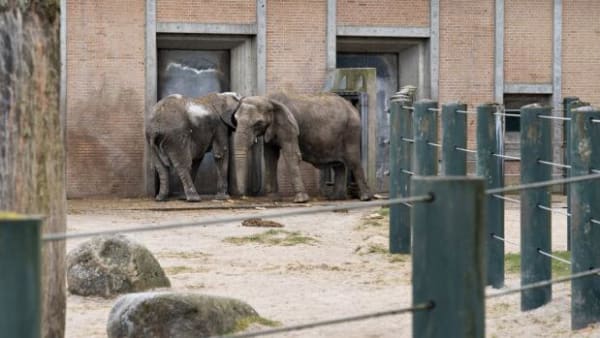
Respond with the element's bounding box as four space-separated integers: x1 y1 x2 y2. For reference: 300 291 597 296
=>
64 196 600 338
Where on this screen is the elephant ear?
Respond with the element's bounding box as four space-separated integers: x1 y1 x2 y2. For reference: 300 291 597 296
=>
218 93 243 130
265 99 299 143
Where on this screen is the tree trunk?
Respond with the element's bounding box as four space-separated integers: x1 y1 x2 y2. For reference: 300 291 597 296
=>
0 2 66 338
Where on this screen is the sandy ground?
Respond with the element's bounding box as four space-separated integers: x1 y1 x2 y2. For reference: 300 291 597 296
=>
64 196 600 338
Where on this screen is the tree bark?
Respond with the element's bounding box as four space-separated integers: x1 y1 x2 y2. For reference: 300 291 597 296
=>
0 2 65 338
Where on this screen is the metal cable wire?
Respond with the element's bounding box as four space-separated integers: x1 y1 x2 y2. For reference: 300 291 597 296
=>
486 267 600 299
537 249 572 265
537 204 571 217
401 137 415 143
209 302 434 338
492 194 520 204
591 119 600 124
456 110 477 115
537 115 571 121
42 195 433 241
485 173 600 195
591 219 600 226
455 146 477 154
537 160 571 169
494 113 521 118
401 169 415 176
402 106 415 111
428 108 441 112
427 142 442 148
491 234 519 247
492 153 521 161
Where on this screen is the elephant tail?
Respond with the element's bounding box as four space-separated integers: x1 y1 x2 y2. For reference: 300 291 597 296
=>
148 131 171 168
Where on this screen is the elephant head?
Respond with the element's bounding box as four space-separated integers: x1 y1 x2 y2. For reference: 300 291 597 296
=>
215 92 244 130
232 96 308 202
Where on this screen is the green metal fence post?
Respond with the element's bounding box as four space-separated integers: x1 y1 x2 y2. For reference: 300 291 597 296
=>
476 103 505 289
441 102 467 175
520 103 553 311
412 176 485 338
413 100 439 176
0 215 41 338
569 105 600 330
389 96 414 253
563 96 584 251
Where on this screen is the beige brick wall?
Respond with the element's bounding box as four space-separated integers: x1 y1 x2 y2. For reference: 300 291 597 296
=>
267 0 328 196
563 1 600 106
66 0 146 197
157 0 256 24
337 0 429 27
504 0 553 84
438 0 495 147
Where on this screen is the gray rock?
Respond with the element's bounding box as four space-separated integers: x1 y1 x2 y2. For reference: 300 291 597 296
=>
107 292 259 338
67 235 170 297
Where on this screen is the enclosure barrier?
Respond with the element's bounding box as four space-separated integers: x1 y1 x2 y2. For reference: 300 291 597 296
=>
0 215 41 338
520 104 553 310
570 105 600 330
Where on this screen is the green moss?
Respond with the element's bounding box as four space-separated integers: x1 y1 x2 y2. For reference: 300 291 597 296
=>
232 316 280 333
377 207 390 217
505 251 571 277
224 230 318 246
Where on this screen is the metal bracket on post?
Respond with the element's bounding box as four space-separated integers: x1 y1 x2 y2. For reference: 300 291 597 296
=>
0 215 41 338
477 103 505 288
569 105 600 330
520 103 553 311
412 176 486 338
388 86 416 254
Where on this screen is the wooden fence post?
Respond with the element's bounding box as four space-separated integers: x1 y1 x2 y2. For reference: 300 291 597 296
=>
413 100 439 176
0 215 41 338
520 103 553 310
412 176 485 338
476 103 505 288
389 96 414 253
441 102 467 175
569 105 600 329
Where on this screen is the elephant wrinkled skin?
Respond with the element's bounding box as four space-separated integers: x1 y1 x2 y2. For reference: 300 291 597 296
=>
234 92 372 202
145 92 241 202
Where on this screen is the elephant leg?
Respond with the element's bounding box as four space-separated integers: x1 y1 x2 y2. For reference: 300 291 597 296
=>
346 157 372 201
264 144 280 200
331 164 348 200
170 150 201 202
212 131 230 200
151 147 170 201
281 144 309 203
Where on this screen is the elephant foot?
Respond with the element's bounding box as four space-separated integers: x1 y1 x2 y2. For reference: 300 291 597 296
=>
293 192 310 203
155 193 168 202
186 192 202 202
359 192 373 201
214 192 230 200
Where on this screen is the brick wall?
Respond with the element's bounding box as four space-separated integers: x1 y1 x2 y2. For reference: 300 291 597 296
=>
504 0 553 84
157 0 256 24
267 0 328 196
563 1 600 106
337 0 429 27
438 0 495 147
66 0 146 197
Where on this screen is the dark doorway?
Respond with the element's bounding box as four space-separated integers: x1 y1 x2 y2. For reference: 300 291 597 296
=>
157 49 230 197
336 53 399 192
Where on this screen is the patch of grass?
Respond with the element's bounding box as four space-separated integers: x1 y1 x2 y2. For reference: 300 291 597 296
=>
388 254 408 263
224 229 318 246
377 207 390 217
158 251 211 259
363 243 388 254
505 251 571 277
232 316 280 333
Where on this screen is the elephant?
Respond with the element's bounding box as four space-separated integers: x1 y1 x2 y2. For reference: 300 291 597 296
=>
233 92 373 203
145 92 242 202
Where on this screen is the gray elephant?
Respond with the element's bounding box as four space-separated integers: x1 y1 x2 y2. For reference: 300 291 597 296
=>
233 92 372 203
145 92 241 202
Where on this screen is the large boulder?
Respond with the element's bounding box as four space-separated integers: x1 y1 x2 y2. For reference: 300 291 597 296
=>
107 292 259 338
67 235 170 297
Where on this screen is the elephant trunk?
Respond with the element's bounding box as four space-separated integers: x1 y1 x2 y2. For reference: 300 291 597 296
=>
232 130 253 196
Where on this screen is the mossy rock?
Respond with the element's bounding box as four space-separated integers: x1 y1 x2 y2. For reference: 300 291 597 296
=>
67 235 170 297
107 292 261 338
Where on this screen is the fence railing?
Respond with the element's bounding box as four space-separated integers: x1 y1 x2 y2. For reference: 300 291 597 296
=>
2 97 600 337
